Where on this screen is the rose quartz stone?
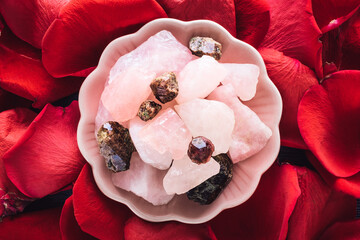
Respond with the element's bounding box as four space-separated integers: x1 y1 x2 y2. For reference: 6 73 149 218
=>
174 98 235 155
101 68 155 123
108 30 193 85
176 56 227 104
221 63 259 101
163 155 220 195
95 100 116 132
112 153 174 206
207 84 272 163
129 117 172 170
139 108 192 160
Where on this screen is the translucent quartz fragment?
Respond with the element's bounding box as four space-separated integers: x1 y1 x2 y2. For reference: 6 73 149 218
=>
207 84 272 163
101 68 155 123
163 155 220 195
95 100 116 132
175 98 235 155
221 63 260 101
112 152 174 206
129 117 172 170
189 36 222 60
139 108 192 160
176 56 227 104
108 30 193 85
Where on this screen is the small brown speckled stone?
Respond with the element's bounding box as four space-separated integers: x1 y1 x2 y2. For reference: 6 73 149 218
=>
150 72 178 104
189 36 222 60
138 100 162 121
97 121 135 172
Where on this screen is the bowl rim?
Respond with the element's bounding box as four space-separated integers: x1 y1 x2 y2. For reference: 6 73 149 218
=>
77 18 282 223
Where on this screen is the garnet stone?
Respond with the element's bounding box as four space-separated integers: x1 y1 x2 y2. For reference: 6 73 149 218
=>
187 136 215 164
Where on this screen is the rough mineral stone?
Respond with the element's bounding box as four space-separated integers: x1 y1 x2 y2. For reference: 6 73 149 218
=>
176 56 227 104
138 100 162 121
139 108 192 160
187 136 214 164
207 84 272 163
150 72 179 104
97 121 135 172
129 117 172 170
108 30 193 85
112 152 174 205
95 100 116 132
186 153 233 205
189 36 222 60
221 63 260 101
163 155 220 195
174 98 235 155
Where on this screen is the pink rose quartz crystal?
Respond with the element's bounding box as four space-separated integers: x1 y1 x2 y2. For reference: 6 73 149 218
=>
174 98 235 155
221 63 260 101
207 84 272 163
112 153 174 206
163 155 220 195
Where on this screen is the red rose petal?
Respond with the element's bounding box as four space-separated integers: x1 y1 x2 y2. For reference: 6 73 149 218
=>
124 216 216 240
0 88 32 115
0 207 62 239
157 0 236 37
259 48 318 149
234 0 270 47
60 196 97 240
319 219 360 240
260 0 322 76
340 14 360 71
0 108 36 218
0 0 69 48
3 101 86 198
298 70 360 177
307 152 360 198
312 0 360 32
42 0 167 77
73 164 131 240
210 163 301 239
0 27 84 108
287 166 356 239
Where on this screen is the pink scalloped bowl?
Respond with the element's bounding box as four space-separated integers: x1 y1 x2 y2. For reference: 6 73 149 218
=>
77 18 282 224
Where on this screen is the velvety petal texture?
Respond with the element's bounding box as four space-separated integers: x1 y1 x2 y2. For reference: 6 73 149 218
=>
0 88 33 112
60 196 97 240
157 0 236 37
319 220 360 240
260 0 322 76
42 0 167 77
287 167 356 239
298 70 360 177
234 0 270 47
0 0 69 48
0 28 84 108
124 216 216 240
3 101 85 198
73 164 131 240
210 163 301 240
0 207 62 239
260 48 318 149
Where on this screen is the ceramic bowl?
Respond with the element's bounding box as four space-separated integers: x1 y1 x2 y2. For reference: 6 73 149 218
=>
77 18 282 224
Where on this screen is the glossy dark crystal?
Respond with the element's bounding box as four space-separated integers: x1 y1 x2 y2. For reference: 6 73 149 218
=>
137 100 162 121
189 36 222 60
187 136 214 164
186 154 233 205
97 121 135 172
150 72 178 103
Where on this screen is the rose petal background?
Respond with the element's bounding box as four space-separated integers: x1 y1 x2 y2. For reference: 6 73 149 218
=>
3 101 85 198
259 48 318 149
319 219 360 240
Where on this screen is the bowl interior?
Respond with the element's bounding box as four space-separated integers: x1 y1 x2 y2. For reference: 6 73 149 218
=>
77 19 282 223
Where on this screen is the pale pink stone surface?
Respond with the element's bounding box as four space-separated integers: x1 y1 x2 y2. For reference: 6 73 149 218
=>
174 99 235 155
112 153 174 206
95 100 115 132
221 63 259 101
101 68 154 123
139 108 192 160
207 84 272 163
129 117 172 170
176 56 227 104
163 155 220 195
108 30 193 85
